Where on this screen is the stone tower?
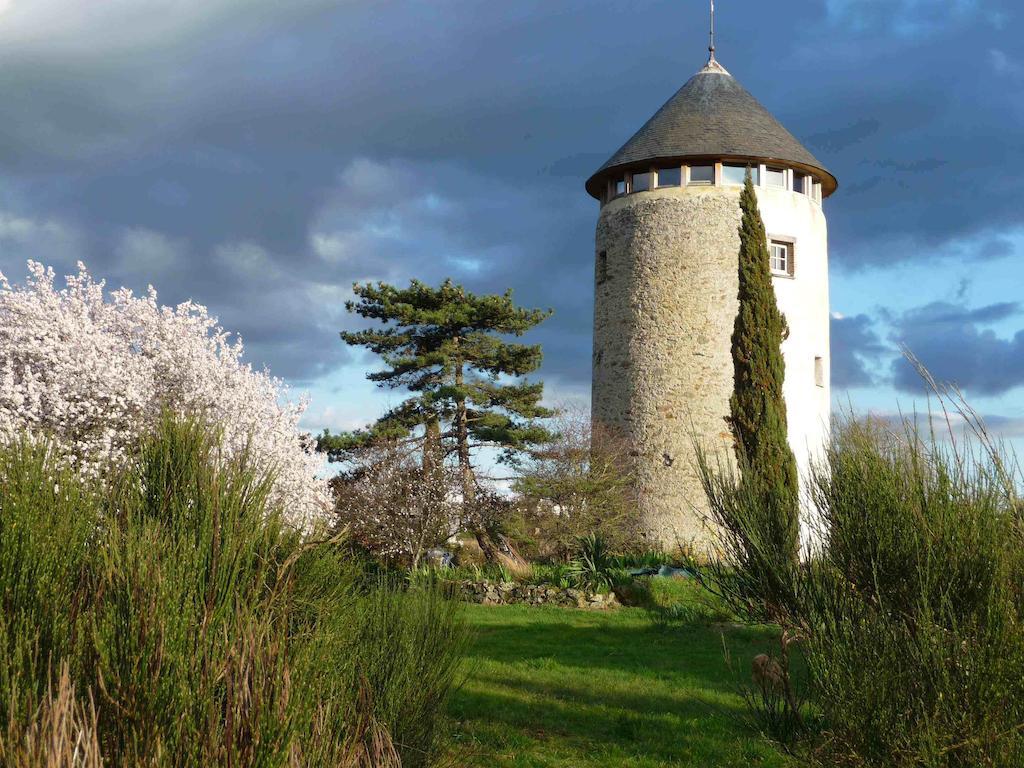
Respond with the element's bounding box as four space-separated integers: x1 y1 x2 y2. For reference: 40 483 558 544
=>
587 54 837 548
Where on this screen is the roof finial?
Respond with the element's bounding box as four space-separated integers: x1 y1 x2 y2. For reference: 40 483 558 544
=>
708 0 716 63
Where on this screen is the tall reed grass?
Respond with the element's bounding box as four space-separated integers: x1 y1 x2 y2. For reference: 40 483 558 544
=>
0 416 465 767
698 387 1024 767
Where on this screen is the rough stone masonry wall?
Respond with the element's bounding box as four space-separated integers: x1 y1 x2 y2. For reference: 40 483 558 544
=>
592 187 743 550
456 581 619 609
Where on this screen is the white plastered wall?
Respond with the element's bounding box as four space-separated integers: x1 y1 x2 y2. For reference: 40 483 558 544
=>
755 185 831 544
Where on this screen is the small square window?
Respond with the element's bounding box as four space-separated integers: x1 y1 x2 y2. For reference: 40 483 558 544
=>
793 175 806 194
770 243 788 274
688 165 714 185
614 178 627 198
722 164 757 185
766 167 787 189
769 240 794 277
656 167 681 187
631 171 652 192
815 356 826 388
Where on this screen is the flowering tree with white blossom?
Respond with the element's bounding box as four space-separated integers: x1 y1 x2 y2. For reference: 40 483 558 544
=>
0 261 328 528
331 442 461 567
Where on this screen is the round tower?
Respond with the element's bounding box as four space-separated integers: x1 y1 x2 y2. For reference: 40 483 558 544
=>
587 56 837 549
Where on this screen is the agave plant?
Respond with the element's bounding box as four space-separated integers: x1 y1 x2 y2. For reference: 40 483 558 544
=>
568 533 617 591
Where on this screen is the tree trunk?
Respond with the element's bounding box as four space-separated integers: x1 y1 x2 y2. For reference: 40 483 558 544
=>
453 340 499 563
422 416 442 475
453 349 475 505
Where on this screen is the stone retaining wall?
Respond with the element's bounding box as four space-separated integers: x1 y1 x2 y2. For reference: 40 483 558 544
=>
455 580 618 610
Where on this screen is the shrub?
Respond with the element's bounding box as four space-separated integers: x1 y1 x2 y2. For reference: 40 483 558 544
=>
528 563 573 588
801 415 1024 766
0 261 327 527
512 406 640 559
0 417 466 767
566 533 619 592
610 549 674 570
699 392 1024 766
697 447 801 624
331 442 462 568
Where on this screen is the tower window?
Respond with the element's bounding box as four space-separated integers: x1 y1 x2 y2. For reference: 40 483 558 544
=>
656 166 681 187
769 238 795 277
766 167 787 189
613 178 627 198
815 356 826 388
793 174 806 194
723 163 757 185
688 164 714 185
631 171 652 192
770 243 788 274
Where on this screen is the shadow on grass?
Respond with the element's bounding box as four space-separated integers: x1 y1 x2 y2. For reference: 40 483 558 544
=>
447 607 791 767
467 613 773 692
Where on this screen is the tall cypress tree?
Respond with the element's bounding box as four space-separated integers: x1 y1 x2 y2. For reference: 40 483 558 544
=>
318 279 554 559
729 170 800 562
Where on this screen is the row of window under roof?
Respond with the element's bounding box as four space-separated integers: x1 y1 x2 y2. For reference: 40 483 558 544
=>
604 162 824 204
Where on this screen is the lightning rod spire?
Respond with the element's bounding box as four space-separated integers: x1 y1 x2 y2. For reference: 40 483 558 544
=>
709 0 716 63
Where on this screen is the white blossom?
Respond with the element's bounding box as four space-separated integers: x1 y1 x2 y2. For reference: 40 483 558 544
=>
333 444 461 567
0 261 328 528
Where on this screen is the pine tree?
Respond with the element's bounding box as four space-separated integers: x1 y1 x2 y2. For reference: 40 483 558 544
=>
318 279 555 559
729 170 801 563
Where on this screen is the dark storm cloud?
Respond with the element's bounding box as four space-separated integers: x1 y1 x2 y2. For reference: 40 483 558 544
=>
982 415 1024 438
0 0 1020 390
875 158 947 174
890 301 1024 395
831 314 888 388
847 411 1024 445
806 119 881 153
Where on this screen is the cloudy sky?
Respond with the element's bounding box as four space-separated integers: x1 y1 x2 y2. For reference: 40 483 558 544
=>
1 0 1022 444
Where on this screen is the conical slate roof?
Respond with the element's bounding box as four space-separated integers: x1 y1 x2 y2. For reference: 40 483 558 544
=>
586 60 836 199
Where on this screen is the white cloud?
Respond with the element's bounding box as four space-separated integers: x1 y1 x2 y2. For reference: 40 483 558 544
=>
539 377 591 411
825 0 979 38
115 227 186 276
0 211 82 269
0 211 64 243
336 158 420 208
309 157 549 286
0 0 338 56
298 403 366 434
446 255 484 273
311 233 352 264
304 282 354 313
214 241 282 282
990 49 1024 79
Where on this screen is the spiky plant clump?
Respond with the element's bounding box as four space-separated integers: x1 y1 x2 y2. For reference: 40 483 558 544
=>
0 416 466 767
699 385 1024 766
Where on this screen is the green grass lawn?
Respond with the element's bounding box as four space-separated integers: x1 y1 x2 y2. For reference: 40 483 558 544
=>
445 602 793 768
